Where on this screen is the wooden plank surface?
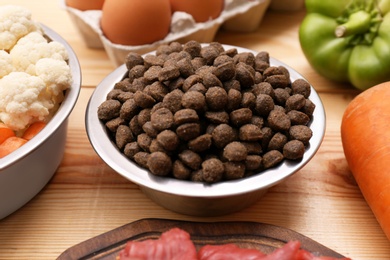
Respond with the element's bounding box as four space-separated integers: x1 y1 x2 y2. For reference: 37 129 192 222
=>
0 1 389 259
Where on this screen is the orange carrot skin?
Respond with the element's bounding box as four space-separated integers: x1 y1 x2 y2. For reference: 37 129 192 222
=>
0 136 28 158
341 82 390 241
0 122 15 144
22 121 47 140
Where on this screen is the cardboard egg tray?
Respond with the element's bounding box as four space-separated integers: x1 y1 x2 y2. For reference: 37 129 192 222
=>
61 0 272 67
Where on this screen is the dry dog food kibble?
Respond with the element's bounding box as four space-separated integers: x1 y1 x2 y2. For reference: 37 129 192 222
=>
97 41 316 183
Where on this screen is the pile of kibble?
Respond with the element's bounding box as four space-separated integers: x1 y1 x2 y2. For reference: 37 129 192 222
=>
97 40 314 183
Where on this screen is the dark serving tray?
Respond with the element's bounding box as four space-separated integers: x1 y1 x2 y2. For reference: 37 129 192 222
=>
57 218 347 259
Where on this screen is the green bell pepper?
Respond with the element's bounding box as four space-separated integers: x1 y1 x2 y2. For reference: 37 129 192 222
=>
299 0 390 90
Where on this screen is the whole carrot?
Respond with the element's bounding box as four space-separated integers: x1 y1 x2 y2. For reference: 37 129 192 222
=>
341 81 390 241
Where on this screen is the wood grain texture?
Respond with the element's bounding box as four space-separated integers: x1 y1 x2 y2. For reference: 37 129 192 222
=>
0 1 389 260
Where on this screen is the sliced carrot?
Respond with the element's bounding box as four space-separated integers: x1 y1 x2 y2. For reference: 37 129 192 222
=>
22 121 47 140
0 122 15 144
0 136 28 158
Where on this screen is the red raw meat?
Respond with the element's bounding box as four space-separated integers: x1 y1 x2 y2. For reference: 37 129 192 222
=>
198 241 301 260
198 243 266 260
118 228 198 260
198 240 352 260
118 228 352 260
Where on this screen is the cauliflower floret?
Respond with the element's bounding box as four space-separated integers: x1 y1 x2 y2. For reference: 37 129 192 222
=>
0 50 14 78
0 5 42 51
0 5 73 132
10 32 69 75
0 72 54 131
35 58 73 104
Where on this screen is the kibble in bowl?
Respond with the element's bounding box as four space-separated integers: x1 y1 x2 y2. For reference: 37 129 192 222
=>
86 42 325 216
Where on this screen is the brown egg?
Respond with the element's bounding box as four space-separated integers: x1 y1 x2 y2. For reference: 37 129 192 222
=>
101 0 171 46
66 0 105 10
170 0 224 23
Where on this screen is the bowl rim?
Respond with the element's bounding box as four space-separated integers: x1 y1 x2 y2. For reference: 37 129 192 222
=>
0 24 81 169
86 44 326 198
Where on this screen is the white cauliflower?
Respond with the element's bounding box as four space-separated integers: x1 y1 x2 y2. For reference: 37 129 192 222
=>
10 32 69 75
0 72 54 130
0 50 14 78
0 6 73 132
35 58 73 104
0 5 42 51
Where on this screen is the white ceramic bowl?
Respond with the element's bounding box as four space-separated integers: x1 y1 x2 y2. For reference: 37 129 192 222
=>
0 25 81 220
86 45 325 217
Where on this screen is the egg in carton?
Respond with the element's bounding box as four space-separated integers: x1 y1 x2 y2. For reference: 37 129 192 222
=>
62 0 271 67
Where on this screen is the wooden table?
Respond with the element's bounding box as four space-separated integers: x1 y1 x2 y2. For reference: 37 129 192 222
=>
1 1 389 259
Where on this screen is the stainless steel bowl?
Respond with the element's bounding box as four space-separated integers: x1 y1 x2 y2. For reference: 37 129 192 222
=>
86 45 325 217
0 25 81 220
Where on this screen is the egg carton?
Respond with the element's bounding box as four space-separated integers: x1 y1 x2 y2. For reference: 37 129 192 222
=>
61 0 271 67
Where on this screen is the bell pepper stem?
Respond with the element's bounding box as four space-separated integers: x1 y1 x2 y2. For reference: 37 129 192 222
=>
335 10 372 38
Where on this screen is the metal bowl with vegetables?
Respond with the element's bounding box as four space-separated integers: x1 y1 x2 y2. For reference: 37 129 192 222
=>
0 5 81 219
86 42 325 217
